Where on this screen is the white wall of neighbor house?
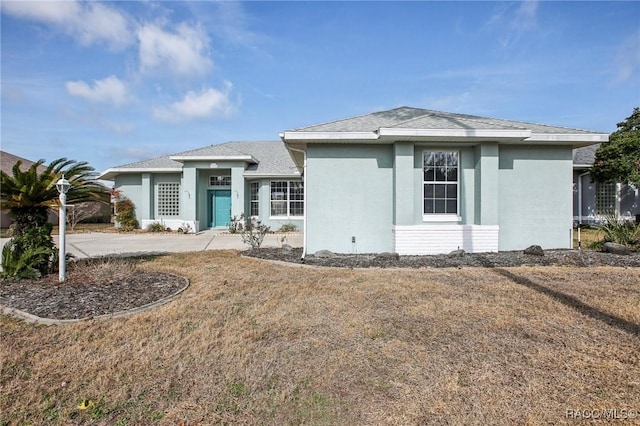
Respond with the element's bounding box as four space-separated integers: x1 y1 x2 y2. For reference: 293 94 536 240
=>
498 145 574 250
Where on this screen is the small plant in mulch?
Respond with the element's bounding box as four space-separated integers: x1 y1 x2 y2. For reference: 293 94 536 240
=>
146 221 166 232
231 213 270 249
589 214 640 251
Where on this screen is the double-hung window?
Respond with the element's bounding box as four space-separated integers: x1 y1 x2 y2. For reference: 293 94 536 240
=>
270 181 304 217
423 151 459 219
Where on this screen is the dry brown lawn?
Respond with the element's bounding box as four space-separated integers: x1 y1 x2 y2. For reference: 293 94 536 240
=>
1 251 639 425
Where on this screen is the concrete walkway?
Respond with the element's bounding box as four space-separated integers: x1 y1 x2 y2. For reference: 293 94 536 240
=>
0 230 303 259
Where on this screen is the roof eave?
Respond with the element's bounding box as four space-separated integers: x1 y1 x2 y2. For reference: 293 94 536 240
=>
527 133 608 144
280 131 378 141
170 155 258 163
243 172 302 179
98 167 182 180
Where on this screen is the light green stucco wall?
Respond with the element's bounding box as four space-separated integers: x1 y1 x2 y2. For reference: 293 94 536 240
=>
114 174 143 225
498 145 573 250
306 144 394 254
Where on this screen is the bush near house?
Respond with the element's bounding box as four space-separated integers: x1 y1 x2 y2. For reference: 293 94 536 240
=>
113 192 138 231
589 214 640 251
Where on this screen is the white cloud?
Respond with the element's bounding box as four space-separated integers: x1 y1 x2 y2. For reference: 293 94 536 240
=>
1 0 133 49
486 0 539 48
153 82 235 123
612 30 640 85
138 23 212 77
66 75 130 106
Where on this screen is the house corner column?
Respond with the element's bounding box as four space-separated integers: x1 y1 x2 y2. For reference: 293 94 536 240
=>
182 165 198 226
231 166 245 218
393 142 414 226
475 143 499 225
141 173 153 220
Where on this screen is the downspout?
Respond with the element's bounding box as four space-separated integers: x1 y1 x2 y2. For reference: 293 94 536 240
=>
286 146 308 261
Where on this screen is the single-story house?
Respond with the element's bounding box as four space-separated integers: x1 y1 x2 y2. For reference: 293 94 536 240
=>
573 144 639 225
98 140 305 233
99 107 609 255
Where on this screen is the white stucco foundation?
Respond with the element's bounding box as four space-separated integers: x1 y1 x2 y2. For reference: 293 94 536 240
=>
393 224 499 255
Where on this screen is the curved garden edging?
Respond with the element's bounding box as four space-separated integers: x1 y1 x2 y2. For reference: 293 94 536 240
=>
1 276 190 326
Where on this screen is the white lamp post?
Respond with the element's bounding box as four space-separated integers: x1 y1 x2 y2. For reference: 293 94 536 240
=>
56 175 71 282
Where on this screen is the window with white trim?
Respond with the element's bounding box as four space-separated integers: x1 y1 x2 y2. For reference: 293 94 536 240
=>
210 175 231 186
595 182 616 215
270 181 304 217
423 151 459 216
250 182 259 217
157 182 180 216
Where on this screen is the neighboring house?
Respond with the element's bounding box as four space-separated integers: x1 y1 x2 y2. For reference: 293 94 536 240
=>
573 144 640 225
1 151 110 229
100 107 609 255
98 141 304 232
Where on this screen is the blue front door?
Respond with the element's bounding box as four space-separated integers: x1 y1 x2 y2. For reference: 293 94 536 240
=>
212 190 231 227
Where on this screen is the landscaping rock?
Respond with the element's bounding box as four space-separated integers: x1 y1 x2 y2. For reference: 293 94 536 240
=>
281 244 293 254
315 249 336 258
375 252 400 261
602 242 631 255
448 249 466 258
524 245 544 256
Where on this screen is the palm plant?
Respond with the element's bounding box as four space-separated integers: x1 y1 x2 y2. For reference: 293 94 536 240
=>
1 158 108 235
1 157 108 277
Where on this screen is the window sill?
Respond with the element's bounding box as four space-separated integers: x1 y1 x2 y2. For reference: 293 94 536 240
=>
422 214 461 223
269 216 304 220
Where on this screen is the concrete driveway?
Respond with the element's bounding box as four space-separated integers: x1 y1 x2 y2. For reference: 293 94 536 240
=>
0 231 303 259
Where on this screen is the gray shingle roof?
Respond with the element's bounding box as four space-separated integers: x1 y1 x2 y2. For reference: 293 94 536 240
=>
102 141 298 178
290 106 603 135
573 143 600 166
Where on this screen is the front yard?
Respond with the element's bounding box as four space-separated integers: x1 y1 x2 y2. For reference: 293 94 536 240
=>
1 251 639 424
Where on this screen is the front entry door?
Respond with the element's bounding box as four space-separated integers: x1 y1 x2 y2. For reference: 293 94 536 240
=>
212 190 231 227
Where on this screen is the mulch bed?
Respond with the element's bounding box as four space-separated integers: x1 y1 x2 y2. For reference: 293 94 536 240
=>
2 248 638 323
245 247 640 268
0 269 186 321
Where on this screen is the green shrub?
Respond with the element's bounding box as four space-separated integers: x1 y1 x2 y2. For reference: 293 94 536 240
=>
590 214 640 250
115 197 138 231
146 221 165 232
278 223 298 232
1 224 57 279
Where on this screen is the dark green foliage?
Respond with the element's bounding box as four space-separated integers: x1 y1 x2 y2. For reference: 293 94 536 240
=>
591 107 640 187
0 157 106 278
1 224 57 278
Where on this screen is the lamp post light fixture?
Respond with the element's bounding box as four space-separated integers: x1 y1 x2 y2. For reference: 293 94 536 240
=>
56 175 71 282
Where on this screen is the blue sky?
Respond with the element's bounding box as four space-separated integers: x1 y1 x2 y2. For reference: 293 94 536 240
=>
1 1 639 176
